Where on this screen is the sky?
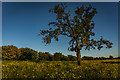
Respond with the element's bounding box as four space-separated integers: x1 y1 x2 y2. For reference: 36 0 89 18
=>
2 2 118 57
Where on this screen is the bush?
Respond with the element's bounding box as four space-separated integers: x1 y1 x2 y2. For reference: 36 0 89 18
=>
19 48 39 61
61 55 69 61
82 56 93 60
38 52 48 61
68 55 77 61
109 55 113 59
2 45 21 60
54 52 63 61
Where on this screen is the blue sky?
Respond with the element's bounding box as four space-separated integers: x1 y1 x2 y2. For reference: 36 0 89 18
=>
2 2 118 57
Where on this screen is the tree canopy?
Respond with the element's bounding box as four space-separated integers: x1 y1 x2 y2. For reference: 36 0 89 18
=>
39 3 113 52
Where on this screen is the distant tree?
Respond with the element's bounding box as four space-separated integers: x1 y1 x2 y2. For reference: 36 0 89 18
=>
48 55 54 61
54 52 63 61
44 52 54 61
68 55 72 61
71 56 77 61
19 48 39 61
118 57 120 59
99 57 102 60
39 3 113 65
38 52 48 61
2 45 21 60
82 56 87 60
101 56 105 60
94 57 99 60
68 55 77 61
82 56 93 60
89 56 94 60
45 52 50 55
109 55 113 59
61 55 69 61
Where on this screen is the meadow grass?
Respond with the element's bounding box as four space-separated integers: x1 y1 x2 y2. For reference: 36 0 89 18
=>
2 59 120 79
0 60 2 80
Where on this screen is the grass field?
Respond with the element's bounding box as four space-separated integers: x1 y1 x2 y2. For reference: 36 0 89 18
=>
0 60 2 80
2 59 120 79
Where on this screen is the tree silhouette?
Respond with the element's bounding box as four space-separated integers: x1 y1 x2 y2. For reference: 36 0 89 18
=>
54 52 63 61
109 55 113 59
39 3 113 66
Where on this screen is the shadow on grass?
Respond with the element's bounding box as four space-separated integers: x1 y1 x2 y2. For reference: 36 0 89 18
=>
101 62 120 64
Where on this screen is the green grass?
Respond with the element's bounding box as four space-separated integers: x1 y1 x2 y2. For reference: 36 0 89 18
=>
2 59 120 79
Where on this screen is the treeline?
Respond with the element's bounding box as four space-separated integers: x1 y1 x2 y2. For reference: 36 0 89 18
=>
82 56 120 60
0 45 119 61
1 45 77 61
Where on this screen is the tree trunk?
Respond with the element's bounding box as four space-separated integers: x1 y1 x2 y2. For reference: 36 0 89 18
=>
76 50 82 66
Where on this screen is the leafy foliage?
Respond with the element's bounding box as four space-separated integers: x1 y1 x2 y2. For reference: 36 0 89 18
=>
19 48 39 61
39 3 113 52
38 52 54 61
109 55 113 59
2 45 78 61
2 45 116 61
82 56 94 60
2 45 21 60
54 52 63 61
61 55 69 61
68 55 77 61
38 52 48 61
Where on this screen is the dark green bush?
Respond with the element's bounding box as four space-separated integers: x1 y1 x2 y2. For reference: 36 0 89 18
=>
2 45 21 60
19 48 39 61
38 52 48 61
38 52 54 61
61 55 69 61
54 52 63 61
68 55 77 61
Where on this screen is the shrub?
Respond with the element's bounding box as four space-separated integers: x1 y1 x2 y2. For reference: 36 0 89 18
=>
54 52 63 61
2 45 21 60
109 55 113 59
68 55 77 61
19 48 39 61
61 55 69 61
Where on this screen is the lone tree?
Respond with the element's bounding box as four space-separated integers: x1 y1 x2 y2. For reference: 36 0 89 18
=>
39 3 113 66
